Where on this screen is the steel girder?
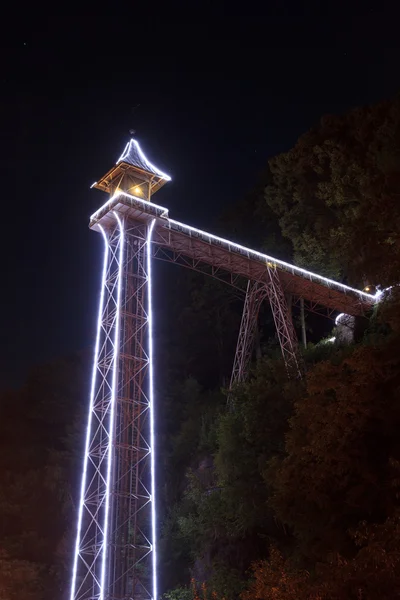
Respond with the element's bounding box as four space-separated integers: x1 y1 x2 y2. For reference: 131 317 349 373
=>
152 243 244 290
265 266 303 378
229 280 269 388
71 216 155 600
229 267 302 399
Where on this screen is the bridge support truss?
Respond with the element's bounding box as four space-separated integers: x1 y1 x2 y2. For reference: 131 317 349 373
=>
230 266 302 392
265 266 302 378
229 280 269 388
70 214 157 600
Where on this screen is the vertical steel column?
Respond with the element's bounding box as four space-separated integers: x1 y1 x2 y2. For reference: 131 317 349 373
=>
108 218 155 600
70 217 124 600
70 215 156 600
265 266 302 378
300 297 307 348
230 280 269 390
229 268 302 397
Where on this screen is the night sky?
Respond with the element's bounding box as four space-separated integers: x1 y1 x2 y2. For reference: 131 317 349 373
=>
2 6 400 387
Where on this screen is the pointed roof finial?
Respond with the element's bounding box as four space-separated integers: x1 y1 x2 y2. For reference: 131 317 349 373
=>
117 139 171 181
93 139 171 197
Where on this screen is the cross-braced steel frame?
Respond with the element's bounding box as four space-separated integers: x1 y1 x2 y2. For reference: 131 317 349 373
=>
265 266 302 378
229 280 269 388
229 267 302 393
70 214 157 600
72 186 373 600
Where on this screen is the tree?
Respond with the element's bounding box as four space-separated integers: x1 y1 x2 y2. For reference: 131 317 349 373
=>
241 548 311 600
0 551 42 600
269 301 400 565
164 358 303 598
264 95 400 285
242 511 400 599
0 353 88 600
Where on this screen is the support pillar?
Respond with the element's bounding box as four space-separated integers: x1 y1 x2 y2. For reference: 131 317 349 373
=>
229 280 269 390
70 214 156 600
300 297 307 348
229 269 302 399
109 218 155 600
265 266 302 378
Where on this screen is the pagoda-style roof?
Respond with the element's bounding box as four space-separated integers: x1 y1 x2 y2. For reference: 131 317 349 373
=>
117 139 171 181
93 139 171 195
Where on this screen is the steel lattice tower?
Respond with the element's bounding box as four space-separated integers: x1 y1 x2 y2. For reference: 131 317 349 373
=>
70 139 375 600
70 141 170 600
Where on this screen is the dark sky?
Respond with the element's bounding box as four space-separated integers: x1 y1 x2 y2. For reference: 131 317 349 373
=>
2 5 400 387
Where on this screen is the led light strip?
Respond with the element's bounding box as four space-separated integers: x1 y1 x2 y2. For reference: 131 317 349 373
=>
92 191 374 302
335 312 345 325
91 190 378 306
146 219 158 600
99 212 124 600
167 218 377 301
117 139 171 181
70 225 108 600
90 191 169 222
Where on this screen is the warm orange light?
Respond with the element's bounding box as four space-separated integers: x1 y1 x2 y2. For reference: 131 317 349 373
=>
134 186 141 194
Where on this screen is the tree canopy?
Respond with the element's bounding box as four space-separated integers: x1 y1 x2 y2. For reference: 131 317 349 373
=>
264 95 400 285
0 354 89 600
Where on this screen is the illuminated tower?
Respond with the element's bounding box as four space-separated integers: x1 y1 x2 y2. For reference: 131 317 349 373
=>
70 138 375 600
70 140 171 600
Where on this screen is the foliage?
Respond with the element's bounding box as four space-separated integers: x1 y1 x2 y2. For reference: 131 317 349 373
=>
241 548 311 600
243 510 400 599
0 551 43 600
164 357 303 597
162 585 194 600
264 95 400 285
207 563 245 599
269 328 400 563
0 353 88 600
169 291 400 597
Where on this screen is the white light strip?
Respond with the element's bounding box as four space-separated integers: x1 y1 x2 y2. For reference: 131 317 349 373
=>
167 218 376 301
90 190 169 222
90 181 98 189
99 212 124 600
70 225 108 600
117 141 130 164
90 190 375 303
146 219 158 600
117 139 171 181
375 285 393 300
335 312 345 325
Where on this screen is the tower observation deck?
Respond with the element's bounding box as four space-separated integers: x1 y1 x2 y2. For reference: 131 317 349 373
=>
70 140 376 600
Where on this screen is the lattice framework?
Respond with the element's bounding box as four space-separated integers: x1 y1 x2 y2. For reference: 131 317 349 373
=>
71 214 157 600
71 165 375 600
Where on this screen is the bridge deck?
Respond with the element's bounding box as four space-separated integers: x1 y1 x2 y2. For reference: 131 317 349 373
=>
90 192 376 317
